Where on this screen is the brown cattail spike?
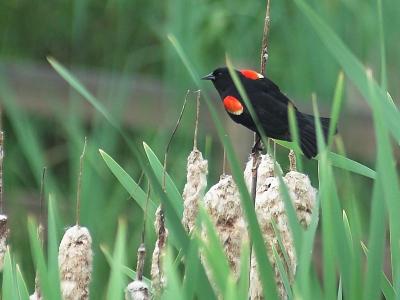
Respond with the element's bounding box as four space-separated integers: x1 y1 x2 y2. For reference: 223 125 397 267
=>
151 207 168 295
125 243 150 300
59 225 93 300
289 150 296 172
0 215 8 271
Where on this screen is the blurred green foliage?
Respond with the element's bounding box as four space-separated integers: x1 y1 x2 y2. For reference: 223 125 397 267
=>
1 0 399 99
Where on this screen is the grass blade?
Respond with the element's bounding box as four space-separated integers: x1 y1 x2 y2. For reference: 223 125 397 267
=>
2 248 18 300
328 72 345 147
143 142 183 217
106 220 128 300
99 149 158 217
15 264 30 300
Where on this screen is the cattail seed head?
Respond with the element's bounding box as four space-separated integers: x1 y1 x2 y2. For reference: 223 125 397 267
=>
284 170 316 227
182 149 208 233
250 177 296 300
125 280 150 300
151 207 168 295
0 214 8 271
244 154 275 191
203 175 248 276
58 225 92 300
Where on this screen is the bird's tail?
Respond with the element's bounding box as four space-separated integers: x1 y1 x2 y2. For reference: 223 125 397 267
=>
297 113 335 159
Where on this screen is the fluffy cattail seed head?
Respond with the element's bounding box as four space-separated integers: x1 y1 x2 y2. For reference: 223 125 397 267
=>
0 214 8 271
125 280 150 300
182 149 208 233
58 225 92 300
250 177 296 300
244 154 275 191
203 175 248 276
284 171 316 228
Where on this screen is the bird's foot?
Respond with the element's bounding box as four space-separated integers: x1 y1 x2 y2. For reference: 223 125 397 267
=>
251 136 263 154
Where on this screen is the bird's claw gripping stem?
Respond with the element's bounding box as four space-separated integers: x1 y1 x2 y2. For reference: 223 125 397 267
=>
251 135 262 154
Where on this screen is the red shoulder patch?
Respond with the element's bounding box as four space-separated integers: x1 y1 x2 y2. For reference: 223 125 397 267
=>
223 96 243 115
240 69 264 80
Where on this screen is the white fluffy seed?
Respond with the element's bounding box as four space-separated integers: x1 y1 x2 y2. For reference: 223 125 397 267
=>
125 280 150 300
0 214 8 271
250 170 316 300
204 175 248 276
284 171 316 228
182 149 208 233
58 225 92 300
244 154 275 192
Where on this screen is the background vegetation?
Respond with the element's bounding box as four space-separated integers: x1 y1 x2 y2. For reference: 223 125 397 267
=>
0 0 399 299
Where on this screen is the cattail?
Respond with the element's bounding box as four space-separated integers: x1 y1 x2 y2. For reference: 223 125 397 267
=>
125 281 150 300
125 243 150 300
182 149 208 233
250 151 316 300
284 150 315 228
250 176 296 300
58 225 93 300
151 207 168 295
244 154 275 191
203 175 248 276
0 214 7 271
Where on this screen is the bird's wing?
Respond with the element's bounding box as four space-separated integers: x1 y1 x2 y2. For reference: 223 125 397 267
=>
248 90 291 138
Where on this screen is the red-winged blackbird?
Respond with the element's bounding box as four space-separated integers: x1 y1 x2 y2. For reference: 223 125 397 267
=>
202 67 335 158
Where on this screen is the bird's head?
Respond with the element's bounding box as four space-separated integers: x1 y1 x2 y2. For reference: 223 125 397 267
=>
202 67 264 95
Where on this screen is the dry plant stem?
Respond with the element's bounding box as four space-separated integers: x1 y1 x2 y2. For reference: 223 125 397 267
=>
152 91 189 295
249 0 272 294
193 90 201 150
126 186 150 300
182 93 208 233
136 243 146 281
76 137 87 226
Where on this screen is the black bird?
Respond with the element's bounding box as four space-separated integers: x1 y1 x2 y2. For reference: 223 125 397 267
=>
202 67 334 158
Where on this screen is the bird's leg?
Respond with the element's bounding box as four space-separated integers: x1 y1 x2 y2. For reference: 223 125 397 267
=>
251 135 262 154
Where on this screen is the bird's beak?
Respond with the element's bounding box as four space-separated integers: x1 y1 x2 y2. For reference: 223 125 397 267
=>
201 73 215 81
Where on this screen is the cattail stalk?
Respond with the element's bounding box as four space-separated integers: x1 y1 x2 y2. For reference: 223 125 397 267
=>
182 92 208 233
59 138 92 300
249 151 316 300
125 243 150 300
58 225 93 300
151 92 189 295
